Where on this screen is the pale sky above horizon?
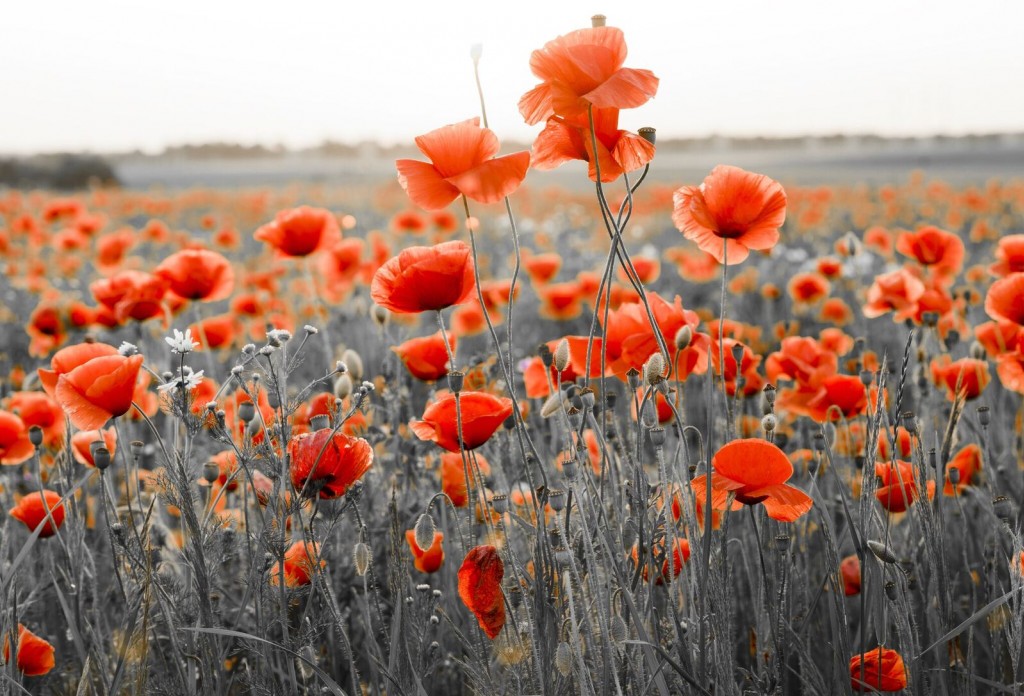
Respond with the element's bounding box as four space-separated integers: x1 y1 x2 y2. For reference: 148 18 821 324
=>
3 0 1023 155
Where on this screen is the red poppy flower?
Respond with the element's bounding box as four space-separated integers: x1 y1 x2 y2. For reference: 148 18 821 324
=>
412 391 513 452
803 375 868 422
70 428 117 467
288 427 373 499
5 391 65 448
9 490 65 537
709 337 764 397
392 332 455 382
930 356 990 401
863 268 927 321
672 165 787 265
538 281 584 321
458 545 505 639
850 647 908 692
603 291 708 380
154 248 235 302
55 354 145 430
206 450 240 491
190 314 240 351
530 107 655 183
0 411 35 465
840 555 861 596
523 252 563 285
788 272 831 305
371 241 477 314
395 118 530 211
3 624 55 677
519 26 658 125
621 255 660 284
896 225 964 281
630 538 691 584
985 273 1024 326
991 234 1024 277
875 460 934 513
317 238 364 300
944 443 982 495
439 451 491 507
269 540 325 587
90 270 169 324
27 303 65 357
254 206 341 258
406 530 445 573
391 210 427 234
690 439 812 522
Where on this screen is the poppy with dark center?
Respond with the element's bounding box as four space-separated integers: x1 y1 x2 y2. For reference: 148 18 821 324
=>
522 252 563 285
9 490 65 537
254 206 340 258
896 225 964 281
395 118 530 211
803 374 869 422
0 411 35 465
519 25 658 125
90 270 169 324
154 248 235 302
985 272 1024 326
849 646 908 692
5 391 66 448
672 165 787 265
406 530 445 573
458 545 505 639
874 460 934 513
538 281 584 321
371 241 477 314
288 428 373 499
690 439 813 522
269 541 325 587
412 391 513 453
27 303 64 357
787 272 831 306
990 234 1024 277
3 624 55 677
55 353 144 430
392 332 456 382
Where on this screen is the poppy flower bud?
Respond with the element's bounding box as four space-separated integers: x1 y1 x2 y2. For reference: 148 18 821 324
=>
447 370 465 394
353 542 371 576
309 414 330 432
334 373 353 399
540 393 565 419
644 353 666 386
92 445 112 471
610 614 628 645
548 489 567 511
626 368 641 392
538 343 554 368
977 406 990 427
203 460 220 484
641 401 657 429
638 127 656 146
238 401 256 423
761 414 777 432
414 513 436 552
554 640 573 675
867 540 898 564
28 425 43 448
491 494 509 514
342 349 363 381
674 325 693 351
553 339 570 374
591 13 606 27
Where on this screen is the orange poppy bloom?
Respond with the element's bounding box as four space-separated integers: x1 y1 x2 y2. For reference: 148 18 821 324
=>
458 545 505 639
523 252 562 285
395 118 530 211
840 555 861 596
288 427 373 499
985 273 1024 326
190 314 240 351
439 451 491 507
530 107 655 183
3 624 55 677
944 443 982 495
392 332 456 382
896 226 964 281
269 540 325 587
0 411 35 465
850 647 908 692
9 490 65 537
709 337 764 397
875 460 934 513
996 351 1024 394
412 391 513 452
816 256 843 279
38 343 119 398
55 354 145 430
538 282 584 321
154 248 235 302
819 298 854 326
317 238 364 299
254 206 340 258
450 299 494 337
391 210 427 234
930 356 990 401
691 439 812 522
991 234 1024 277
406 530 445 573
863 268 926 321
803 374 868 422
371 241 477 314
672 165 786 265
27 303 65 357
519 26 658 125
5 391 65 448
630 538 691 585
863 226 894 258
70 428 117 467
787 272 831 305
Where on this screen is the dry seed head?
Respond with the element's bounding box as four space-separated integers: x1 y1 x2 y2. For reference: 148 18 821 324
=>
92 445 112 471
353 542 371 576
203 460 220 484
591 14 606 27
547 489 566 512
638 127 656 146
540 393 565 418
553 338 570 373
414 513 436 552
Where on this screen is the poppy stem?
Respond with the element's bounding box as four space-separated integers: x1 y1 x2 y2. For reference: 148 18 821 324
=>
304 257 335 370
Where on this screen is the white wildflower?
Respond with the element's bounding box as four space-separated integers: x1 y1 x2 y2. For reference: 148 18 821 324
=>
165 328 199 354
157 367 205 394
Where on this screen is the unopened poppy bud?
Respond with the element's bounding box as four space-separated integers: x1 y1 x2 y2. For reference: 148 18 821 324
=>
649 426 666 447
591 13 606 27
353 542 371 576
641 401 657 429
644 353 666 386
309 414 331 431
238 401 256 423
548 489 567 511
977 406 990 427
92 445 112 471
334 373 353 399
610 614 628 644
414 513 436 552
867 540 898 564
447 370 464 394
371 304 389 327
491 494 508 514
638 127 656 146
626 367 641 392
553 339 570 373
761 414 777 432
554 640 573 675
203 460 220 484
674 325 692 351
342 349 363 381
540 393 564 419
28 425 43 448
537 343 554 368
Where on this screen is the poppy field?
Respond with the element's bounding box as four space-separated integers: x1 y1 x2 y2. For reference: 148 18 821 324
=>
4 16 1024 696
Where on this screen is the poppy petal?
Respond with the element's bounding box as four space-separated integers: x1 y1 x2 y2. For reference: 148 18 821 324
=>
445 151 531 205
414 118 498 178
752 483 814 522
396 159 461 211
584 68 659 110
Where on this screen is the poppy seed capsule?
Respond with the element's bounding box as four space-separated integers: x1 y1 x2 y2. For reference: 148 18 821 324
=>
266 390 281 410
884 581 898 601
131 440 144 459
649 426 666 447
447 371 464 394
238 401 256 423
553 339 570 373
353 542 370 576
28 425 43 447
901 412 917 435
762 383 777 405
730 342 745 368
948 467 960 485
92 445 112 471
562 458 578 480
591 13 606 27
309 414 330 432
977 406 991 427
491 494 509 514
203 461 220 484
992 496 1013 523
414 513 436 552
548 489 567 511
626 367 641 392
578 387 595 410
638 127 656 146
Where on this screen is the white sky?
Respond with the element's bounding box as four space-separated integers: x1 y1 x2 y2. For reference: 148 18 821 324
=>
3 0 1023 154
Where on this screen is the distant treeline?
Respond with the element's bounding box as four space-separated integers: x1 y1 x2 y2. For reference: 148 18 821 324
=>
0 154 120 189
